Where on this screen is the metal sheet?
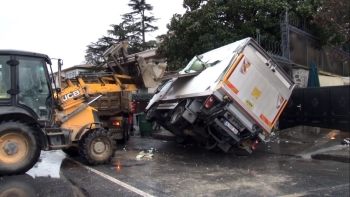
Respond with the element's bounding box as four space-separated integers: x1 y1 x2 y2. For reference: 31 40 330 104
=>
149 38 249 103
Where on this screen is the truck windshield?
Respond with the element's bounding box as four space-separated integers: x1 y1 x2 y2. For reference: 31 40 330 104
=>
179 46 232 74
179 39 246 74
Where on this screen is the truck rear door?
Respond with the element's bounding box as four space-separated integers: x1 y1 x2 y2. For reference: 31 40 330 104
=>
219 41 295 133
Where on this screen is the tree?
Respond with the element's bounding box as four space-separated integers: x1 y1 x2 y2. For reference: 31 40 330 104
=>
123 0 159 50
157 0 337 71
312 0 350 45
85 36 118 66
85 21 137 66
85 0 158 65
158 0 288 70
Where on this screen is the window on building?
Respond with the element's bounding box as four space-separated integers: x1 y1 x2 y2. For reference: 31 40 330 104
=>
66 71 78 79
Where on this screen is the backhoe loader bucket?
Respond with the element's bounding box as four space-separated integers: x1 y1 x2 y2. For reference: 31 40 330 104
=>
102 42 167 89
137 56 167 88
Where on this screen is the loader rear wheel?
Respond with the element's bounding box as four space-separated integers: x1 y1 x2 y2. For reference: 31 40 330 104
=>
62 147 80 157
79 128 116 165
0 121 41 176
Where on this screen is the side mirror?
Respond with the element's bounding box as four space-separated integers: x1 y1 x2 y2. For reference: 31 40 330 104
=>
154 87 161 94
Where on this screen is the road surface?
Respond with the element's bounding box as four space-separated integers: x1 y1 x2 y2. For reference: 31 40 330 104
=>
0 136 349 197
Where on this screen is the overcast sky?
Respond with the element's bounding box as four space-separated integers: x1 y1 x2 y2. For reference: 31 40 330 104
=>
0 0 185 70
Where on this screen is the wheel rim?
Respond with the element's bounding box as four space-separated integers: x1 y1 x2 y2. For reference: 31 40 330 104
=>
170 107 184 124
1 188 28 197
90 137 110 158
0 133 29 164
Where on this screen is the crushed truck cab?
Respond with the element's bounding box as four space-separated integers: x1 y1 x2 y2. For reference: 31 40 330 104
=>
145 38 295 153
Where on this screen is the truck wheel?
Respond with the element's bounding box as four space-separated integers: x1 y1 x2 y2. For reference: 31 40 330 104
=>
121 129 127 144
176 136 187 144
61 147 80 157
0 121 41 176
120 119 129 144
79 128 116 165
169 102 188 129
124 118 130 141
146 105 157 122
126 126 130 141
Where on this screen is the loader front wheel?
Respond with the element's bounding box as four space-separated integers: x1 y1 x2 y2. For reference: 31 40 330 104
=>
0 121 41 176
79 128 116 165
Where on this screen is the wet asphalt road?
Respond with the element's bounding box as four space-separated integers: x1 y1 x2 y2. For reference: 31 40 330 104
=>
0 136 349 197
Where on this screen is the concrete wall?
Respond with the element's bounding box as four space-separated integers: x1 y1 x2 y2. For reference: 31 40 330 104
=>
292 68 347 88
292 68 309 88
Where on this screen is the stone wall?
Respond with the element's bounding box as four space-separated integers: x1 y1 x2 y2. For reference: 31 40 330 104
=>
292 68 309 88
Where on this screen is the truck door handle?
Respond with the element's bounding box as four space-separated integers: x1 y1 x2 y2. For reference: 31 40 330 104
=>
297 104 301 111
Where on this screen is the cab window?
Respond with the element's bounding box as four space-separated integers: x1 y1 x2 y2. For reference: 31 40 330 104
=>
0 56 11 99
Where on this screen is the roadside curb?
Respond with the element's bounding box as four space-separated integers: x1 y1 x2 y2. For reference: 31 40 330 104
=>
311 153 350 163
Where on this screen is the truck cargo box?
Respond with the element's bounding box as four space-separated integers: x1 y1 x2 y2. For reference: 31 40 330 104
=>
145 37 295 153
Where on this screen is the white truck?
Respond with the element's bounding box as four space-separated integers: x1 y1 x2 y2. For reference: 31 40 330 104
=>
145 37 295 153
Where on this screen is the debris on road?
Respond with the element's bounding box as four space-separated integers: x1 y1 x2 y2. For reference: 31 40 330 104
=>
341 138 350 146
136 151 153 160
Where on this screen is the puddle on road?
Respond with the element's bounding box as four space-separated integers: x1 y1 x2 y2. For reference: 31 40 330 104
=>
0 151 86 197
111 148 154 171
26 151 66 178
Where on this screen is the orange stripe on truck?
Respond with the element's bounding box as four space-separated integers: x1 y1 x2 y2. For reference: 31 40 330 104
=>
224 81 239 94
222 53 244 81
260 114 273 128
272 99 288 126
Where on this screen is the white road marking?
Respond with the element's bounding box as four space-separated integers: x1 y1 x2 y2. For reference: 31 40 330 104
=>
57 152 154 197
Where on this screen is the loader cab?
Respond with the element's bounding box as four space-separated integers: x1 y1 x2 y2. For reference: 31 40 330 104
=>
0 50 53 126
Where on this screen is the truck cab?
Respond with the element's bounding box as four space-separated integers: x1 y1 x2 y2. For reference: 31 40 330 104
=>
0 50 53 129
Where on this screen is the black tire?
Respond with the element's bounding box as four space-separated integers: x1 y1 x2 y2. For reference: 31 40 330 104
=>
126 126 130 141
210 146 223 153
169 102 189 130
146 104 157 122
79 128 116 165
0 174 36 196
176 136 187 144
120 119 129 144
61 146 80 157
124 118 130 142
0 121 41 176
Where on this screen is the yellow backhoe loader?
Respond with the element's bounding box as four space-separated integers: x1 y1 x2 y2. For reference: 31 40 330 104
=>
0 41 166 175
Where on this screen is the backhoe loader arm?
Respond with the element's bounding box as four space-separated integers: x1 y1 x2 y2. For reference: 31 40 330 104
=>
102 41 129 74
55 41 168 111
